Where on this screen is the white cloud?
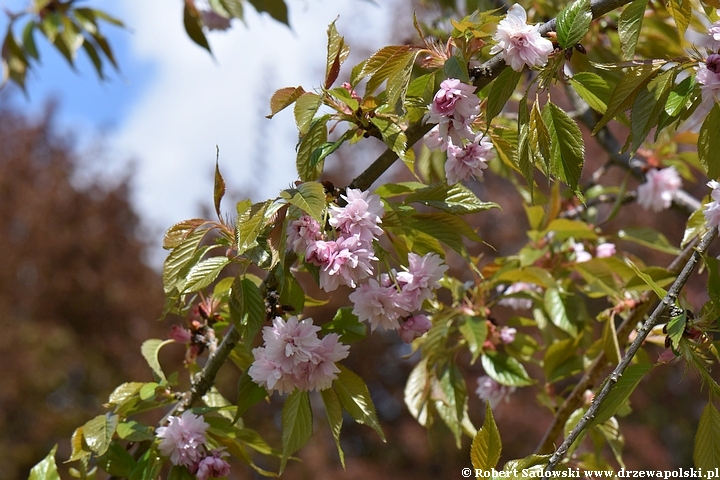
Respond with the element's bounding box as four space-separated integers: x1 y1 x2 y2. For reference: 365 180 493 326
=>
109 0 400 258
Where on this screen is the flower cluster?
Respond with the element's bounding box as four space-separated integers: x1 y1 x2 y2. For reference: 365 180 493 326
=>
709 20 720 50
572 241 616 263
424 79 494 184
490 4 554 72
703 180 720 228
248 316 350 394
349 252 448 341
156 411 230 478
286 188 384 292
476 375 515 409
636 167 682 212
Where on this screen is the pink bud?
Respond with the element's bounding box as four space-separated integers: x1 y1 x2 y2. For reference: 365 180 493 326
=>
399 315 432 343
169 325 192 343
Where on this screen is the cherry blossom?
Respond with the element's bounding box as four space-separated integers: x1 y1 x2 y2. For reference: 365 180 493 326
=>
475 375 515 409
595 242 616 258
696 54 720 106
709 21 720 50
249 317 349 394
287 214 322 255
192 451 231 480
329 188 385 243
490 4 554 72
499 327 517 345
445 134 494 184
156 411 209 468
636 167 682 212
572 242 592 263
396 252 449 311
399 315 433 343
703 180 720 228
317 235 377 292
426 78 480 124
349 278 411 331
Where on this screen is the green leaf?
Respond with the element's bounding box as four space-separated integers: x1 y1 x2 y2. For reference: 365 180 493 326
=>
544 218 598 240
116 421 155 442
544 288 578 336
267 86 306 119
28 445 59 480
294 92 322 135
629 68 675 153
590 363 653 426
163 227 207 293
665 76 695 117
167 465 195 480
83 413 119 456
470 402 502 470
309 129 354 170
486 67 522 123
624 261 669 299
542 102 584 191
283 181 326 222
236 200 271 255
543 337 581 382
141 339 172 382
22 21 39 60
81 39 104 79
444 55 469 83
182 256 230 293
229 276 265 343
321 307 367 343
107 382 144 407
404 182 499 215
247 0 289 25
618 227 681 255
97 442 136 477
334 365 386 441
406 211 481 257
706 256 720 308
297 115 329 181
556 0 592 49
665 307 687 350
459 316 488 364
435 364 468 447
213 155 226 217
694 402 720 470
320 387 345 468
529 98 551 172
481 351 534 387
699 103 720 180
281 390 312 473
183 3 211 53
569 72 611 113
618 0 647 60
593 65 661 134
235 372 268 421
404 357 430 426
358 45 415 95
667 0 691 41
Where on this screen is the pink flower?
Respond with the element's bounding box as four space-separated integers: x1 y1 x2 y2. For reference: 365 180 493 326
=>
193 451 231 479
156 411 209 468
499 327 517 344
249 317 349 394
696 57 720 106
709 21 720 50
396 253 449 310
399 315 433 343
424 125 447 151
445 134 494 184
636 167 682 212
169 325 192 343
318 235 377 292
349 278 412 331
497 282 542 310
703 180 720 228
426 78 480 123
475 375 515 409
287 214 322 255
436 117 477 146
342 82 361 101
595 242 616 258
572 242 592 263
248 348 297 394
262 316 322 372
305 239 336 266
490 4 554 72
329 188 385 243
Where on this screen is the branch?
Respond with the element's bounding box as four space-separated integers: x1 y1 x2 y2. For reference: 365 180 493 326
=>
542 227 718 478
534 236 701 454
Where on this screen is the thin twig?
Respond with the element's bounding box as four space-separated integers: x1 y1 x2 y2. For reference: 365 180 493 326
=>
542 227 717 478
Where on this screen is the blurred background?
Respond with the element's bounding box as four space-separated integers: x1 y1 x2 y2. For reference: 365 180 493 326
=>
0 0 715 478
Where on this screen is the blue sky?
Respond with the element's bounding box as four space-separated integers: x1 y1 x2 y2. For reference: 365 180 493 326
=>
1 0 403 264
